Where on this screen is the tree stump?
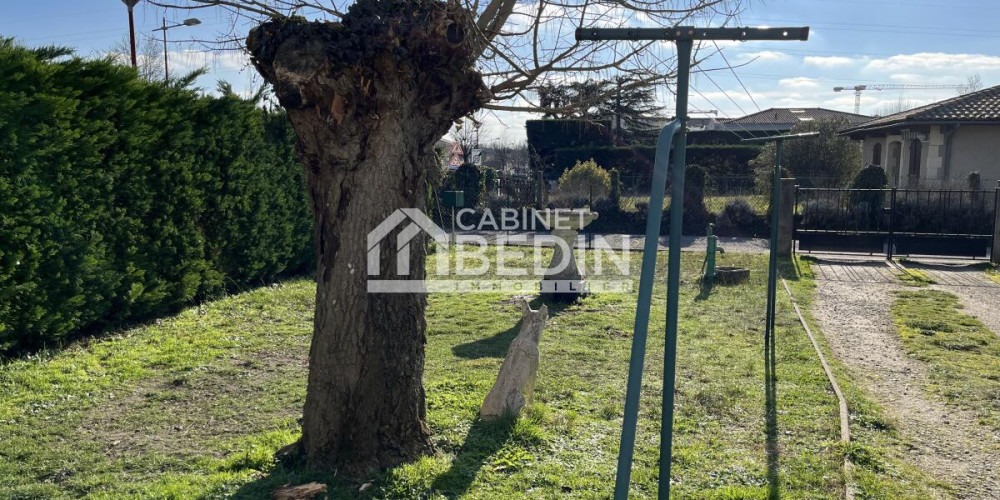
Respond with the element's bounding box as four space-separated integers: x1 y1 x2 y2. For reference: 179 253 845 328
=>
480 300 548 418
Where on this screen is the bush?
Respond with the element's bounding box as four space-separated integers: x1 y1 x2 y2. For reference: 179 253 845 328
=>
556 159 611 202
849 166 889 220
0 41 312 353
750 119 862 188
609 168 622 208
967 171 983 191
715 199 768 237
680 164 711 231
444 163 487 208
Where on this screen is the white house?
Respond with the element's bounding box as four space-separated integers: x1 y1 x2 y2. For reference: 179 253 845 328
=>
839 85 1000 188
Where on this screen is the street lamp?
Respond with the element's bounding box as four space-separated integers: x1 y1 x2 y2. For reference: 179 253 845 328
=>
152 17 201 80
121 0 141 68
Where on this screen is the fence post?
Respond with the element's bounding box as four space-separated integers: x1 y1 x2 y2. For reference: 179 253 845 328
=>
992 181 1000 265
778 178 796 257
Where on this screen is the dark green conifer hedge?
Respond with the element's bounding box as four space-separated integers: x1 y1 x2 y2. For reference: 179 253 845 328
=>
0 40 312 353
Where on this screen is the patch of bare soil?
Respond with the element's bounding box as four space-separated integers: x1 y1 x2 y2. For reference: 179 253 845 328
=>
811 261 1000 499
76 347 307 461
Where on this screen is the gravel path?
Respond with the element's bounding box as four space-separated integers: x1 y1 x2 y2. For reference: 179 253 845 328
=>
811 259 1000 499
901 261 1000 339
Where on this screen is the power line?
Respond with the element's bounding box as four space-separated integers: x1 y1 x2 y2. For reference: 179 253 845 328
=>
713 41 761 112
689 85 762 142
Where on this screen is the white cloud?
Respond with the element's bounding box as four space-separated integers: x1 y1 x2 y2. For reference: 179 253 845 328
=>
804 56 854 68
740 50 789 62
169 49 249 74
865 52 1000 73
779 77 820 89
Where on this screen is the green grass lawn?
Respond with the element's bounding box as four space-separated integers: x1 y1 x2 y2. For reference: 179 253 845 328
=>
891 290 1000 431
0 249 945 499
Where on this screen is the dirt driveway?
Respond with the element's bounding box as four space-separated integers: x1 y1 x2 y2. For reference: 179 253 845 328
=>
810 257 1000 499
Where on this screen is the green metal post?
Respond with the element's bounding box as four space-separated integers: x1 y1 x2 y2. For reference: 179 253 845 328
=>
706 224 718 282
613 120 681 499
659 37 692 500
765 140 783 343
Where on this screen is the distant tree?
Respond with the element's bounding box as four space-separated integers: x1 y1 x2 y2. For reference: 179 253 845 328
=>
109 35 163 81
873 96 918 117
751 119 862 188
451 112 484 164
483 138 528 174
959 74 984 94
598 76 664 143
538 77 662 143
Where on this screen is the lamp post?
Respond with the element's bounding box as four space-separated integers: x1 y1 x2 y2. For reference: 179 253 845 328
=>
152 17 201 80
121 0 141 68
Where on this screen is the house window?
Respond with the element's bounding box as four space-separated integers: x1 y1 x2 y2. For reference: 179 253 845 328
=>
872 142 882 166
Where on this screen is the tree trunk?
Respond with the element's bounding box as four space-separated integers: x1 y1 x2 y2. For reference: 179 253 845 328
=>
246 2 486 473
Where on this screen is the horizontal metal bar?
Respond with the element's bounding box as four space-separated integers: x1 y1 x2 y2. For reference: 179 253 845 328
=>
575 26 809 41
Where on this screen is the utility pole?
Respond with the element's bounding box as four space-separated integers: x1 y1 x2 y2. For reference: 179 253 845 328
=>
121 0 141 68
152 16 201 81
577 25 809 500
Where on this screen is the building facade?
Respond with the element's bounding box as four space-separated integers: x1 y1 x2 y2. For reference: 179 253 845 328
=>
840 85 1000 188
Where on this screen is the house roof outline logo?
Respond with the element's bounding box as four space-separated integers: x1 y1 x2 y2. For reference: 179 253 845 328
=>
367 208 448 276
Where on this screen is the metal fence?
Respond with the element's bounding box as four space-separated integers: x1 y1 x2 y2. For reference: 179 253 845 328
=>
795 187 997 258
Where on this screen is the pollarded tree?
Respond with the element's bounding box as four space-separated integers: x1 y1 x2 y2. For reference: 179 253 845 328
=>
151 0 746 475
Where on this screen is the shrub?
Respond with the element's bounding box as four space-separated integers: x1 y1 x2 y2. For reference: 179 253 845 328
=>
556 158 611 202
0 41 312 353
609 168 622 208
679 164 711 231
715 199 768 237
750 119 862 187
444 163 487 208
849 165 889 220
967 171 983 191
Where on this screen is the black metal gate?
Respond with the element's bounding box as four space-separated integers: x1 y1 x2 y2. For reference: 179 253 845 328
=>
794 187 997 258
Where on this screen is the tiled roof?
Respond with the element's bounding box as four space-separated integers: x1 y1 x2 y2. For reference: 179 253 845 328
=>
722 107 872 126
840 84 1000 135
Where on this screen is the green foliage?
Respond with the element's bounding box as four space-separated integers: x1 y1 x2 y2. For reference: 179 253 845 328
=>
849 165 889 218
751 119 862 188
851 165 889 190
681 163 710 230
556 159 610 201
548 144 762 180
0 40 311 353
609 168 622 208
443 163 487 208
525 119 612 175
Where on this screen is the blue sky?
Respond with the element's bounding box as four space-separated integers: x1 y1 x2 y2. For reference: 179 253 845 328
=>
2 0 999 143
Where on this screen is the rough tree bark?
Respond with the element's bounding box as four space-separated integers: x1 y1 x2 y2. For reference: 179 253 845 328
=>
246 0 486 473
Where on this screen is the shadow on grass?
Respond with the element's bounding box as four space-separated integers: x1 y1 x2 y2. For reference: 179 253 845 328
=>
452 296 572 359
764 313 780 500
695 277 714 301
452 322 521 359
431 415 517 498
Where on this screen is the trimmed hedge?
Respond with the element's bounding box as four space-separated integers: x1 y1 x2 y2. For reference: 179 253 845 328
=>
0 41 312 353
547 144 763 180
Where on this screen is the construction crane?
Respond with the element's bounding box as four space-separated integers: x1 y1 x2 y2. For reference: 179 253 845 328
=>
833 83 966 114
